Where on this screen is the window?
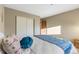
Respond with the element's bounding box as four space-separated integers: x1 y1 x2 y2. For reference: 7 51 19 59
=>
47 25 61 35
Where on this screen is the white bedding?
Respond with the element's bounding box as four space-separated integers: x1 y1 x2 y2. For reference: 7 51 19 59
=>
0 36 78 54
31 37 78 54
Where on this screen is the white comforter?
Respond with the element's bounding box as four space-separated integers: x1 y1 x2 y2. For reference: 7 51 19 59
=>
31 37 78 54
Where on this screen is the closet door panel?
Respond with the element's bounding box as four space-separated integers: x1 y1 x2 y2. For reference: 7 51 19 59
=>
16 16 33 36
16 16 27 35
26 17 33 36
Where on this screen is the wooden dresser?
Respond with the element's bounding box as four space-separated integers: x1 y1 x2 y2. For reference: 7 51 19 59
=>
72 39 79 49
71 39 79 53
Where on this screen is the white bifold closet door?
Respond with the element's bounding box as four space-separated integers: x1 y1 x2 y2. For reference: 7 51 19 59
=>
16 16 33 36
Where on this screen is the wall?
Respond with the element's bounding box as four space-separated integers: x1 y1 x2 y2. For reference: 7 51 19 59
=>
44 8 79 40
34 16 40 35
4 7 40 37
0 5 4 34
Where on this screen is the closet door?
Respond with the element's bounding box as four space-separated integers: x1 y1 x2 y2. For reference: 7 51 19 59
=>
16 16 27 35
26 17 33 36
16 16 33 36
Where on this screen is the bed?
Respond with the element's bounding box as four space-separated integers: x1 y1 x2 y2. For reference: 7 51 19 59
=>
31 35 78 54
0 35 78 54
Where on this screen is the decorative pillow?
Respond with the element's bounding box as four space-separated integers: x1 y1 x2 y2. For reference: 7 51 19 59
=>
2 35 22 54
20 36 33 49
2 35 33 54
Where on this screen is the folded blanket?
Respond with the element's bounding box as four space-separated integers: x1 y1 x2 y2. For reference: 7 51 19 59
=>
34 35 72 54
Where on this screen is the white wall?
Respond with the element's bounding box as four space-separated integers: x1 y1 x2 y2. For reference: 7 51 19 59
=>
45 8 79 40
34 16 40 35
0 5 4 34
0 5 4 39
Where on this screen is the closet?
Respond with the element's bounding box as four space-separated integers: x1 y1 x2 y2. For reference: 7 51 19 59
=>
16 16 33 36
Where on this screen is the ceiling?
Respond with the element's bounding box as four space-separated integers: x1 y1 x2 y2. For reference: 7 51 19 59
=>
3 4 79 18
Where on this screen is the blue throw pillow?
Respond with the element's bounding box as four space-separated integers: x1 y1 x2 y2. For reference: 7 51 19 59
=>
20 36 33 49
